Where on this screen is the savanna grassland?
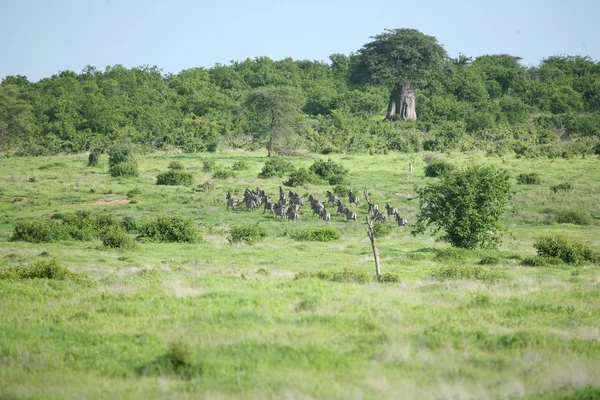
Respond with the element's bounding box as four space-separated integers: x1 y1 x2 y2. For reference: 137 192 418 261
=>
1 150 599 400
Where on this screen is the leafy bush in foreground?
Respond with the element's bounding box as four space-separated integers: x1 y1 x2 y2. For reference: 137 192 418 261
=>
138 215 199 243
228 224 267 244
101 227 138 250
309 158 348 179
284 168 318 187
109 161 139 178
292 227 341 242
156 170 194 186
533 235 599 265
0 259 95 286
11 220 71 243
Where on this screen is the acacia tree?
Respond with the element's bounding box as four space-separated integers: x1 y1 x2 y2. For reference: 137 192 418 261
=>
352 28 448 121
412 165 512 249
245 86 303 156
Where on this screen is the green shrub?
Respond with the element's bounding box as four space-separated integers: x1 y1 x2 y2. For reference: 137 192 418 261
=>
555 210 589 225
332 184 350 198
533 235 599 265
60 210 120 241
88 149 101 167
434 247 468 262
109 161 139 178
295 269 374 284
258 157 295 179
309 159 348 179
11 220 71 243
156 170 194 186
232 160 249 171
168 161 184 170
202 159 216 172
108 146 135 167
373 222 392 238
478 256 501 265
212 168 236 180
550 182 573 193
0 259 94 286
328 175 346 185
28 177 36 182
127 187 142 198
228 224 267 244
430 265 503 283
137 342 202 380
380 272 401 283
424 161 454 178
121 215 138 232
138 215 199 243
521 256 561 267
101 227 138 250
284 168 317 187
292 227 341 242
516 172 541 185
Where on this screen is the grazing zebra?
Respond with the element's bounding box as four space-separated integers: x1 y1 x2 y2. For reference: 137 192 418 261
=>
385 202 398 217
348 190 360 206
395 213 408 227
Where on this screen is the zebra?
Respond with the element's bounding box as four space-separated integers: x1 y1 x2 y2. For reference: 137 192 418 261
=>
385 202 398 217
395 213 408 227
226 191 239 210
274 203 288 219
287 207 299 221
348 190 360 207
368 203 379 217
326 190 339 205
336 199 346 216
374 212 387 222
263 197 276 215
345 207 357 222
320 207 331 221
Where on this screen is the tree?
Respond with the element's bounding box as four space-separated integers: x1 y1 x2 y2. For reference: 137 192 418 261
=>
362 189 382 281
245 86 303 156
352 28 448 120
412 165 512 249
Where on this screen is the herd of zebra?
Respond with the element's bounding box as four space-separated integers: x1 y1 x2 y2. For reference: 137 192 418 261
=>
226 187 408 226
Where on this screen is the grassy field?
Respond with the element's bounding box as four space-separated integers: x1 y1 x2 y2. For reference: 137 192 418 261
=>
1 150 599 399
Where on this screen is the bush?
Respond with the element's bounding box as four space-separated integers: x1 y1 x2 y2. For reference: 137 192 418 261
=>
380 272 401 283
292 227 341 242
478 256 501 265
555 210 589 225
101 227 138 250
434 247 468 262
533 235 599 265
60 210 120 241
127 187 142 198
424 161 455 178
373 222 392 238
550 182 573 193
257 157 295 179
212 168 236 180
138 215 199 243
168 161 184 170
88 149 101 167
109 161 139 178
516 172 541 185
108 146 135 167
156 170 194 186
309 159 348 179
332 184 350 198
232 160 249 171
121 215 138 232
202 159 216 172
328 175 346 185
228 224 267 244
284 168 317 187
295 269 374 284
0 259 94 286
11 220 71 243
137 342 202 380
430 265 503 283
521 256 561 267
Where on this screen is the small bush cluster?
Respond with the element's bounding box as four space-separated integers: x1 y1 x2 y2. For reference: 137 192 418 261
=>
232 160 249 171
430 265 503 283
202 159 216 172
533 235 599 265
284 168 317 187
295 269 374 284
227 224 267 244
137 342 202 380
434 247 468 262
127 187 142 198
212 168 236 180
309 159 348 180
101 227 138 250
516 172 541 185
292 227 341 242
0 259 95 286
108 147 138 178
521 256 561 267
168 161 184 170
328 175 346 185
550 182 574 193
257 157 295 179
332 184 350 198
478 256 501 265
87 149 101 167
138 215 199 243
11 220 71 243
373 222 392 238
156 170 194 186
555 210 589 225
424 161 454 178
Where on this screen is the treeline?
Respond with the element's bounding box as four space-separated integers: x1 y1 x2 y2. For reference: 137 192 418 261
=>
1 41 599 157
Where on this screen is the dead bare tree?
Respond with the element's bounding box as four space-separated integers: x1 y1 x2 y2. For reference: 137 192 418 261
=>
362 189 382 281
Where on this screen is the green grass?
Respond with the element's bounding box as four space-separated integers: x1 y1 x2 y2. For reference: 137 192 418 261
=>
1 151 599 399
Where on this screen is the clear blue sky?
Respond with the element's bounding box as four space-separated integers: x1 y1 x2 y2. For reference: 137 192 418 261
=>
2 0 598 82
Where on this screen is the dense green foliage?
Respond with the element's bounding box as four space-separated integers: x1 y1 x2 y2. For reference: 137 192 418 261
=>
0 259 94 286
257 157 295 178
227 224 267 244
138 214 199 243
292 227 341 242
533 235 599 265
2 30 599 157
156 170 194 186
414 165 513 248
516 172 541 185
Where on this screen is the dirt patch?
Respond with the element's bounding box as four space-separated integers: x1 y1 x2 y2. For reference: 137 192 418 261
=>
63 197 131 207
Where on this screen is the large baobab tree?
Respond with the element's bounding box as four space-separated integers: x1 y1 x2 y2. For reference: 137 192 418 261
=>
352 28 448 121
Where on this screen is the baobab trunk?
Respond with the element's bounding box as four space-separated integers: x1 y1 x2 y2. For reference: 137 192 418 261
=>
385 85 417 121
